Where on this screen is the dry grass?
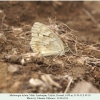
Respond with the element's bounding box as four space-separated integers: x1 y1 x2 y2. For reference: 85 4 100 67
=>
0 11 100 93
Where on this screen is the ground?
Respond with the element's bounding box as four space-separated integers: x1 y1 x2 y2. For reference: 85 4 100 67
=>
0 1 100 93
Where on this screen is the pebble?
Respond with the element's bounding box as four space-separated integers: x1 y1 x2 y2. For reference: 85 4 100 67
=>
29 78 44 87
8 64 22 73
71 81 100 93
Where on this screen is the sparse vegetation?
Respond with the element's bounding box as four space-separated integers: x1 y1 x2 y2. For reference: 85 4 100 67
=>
0 1 100 93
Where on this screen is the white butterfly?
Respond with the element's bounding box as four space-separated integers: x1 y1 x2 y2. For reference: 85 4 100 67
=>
30 22 65 56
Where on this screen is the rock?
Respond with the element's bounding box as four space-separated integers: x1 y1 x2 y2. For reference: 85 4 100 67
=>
71 81 100 93
29 78 44 87
8 64 22 73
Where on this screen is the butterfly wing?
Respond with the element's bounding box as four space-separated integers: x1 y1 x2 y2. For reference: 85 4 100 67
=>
30 22 65 56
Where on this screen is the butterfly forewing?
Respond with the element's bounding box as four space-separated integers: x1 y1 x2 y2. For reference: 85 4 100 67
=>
30 22 65 56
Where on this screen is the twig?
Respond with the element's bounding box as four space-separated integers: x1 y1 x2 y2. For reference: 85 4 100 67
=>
82 8 100 28
64 77 73 93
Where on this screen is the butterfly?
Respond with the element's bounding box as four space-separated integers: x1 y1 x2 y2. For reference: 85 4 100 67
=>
30 22 65 56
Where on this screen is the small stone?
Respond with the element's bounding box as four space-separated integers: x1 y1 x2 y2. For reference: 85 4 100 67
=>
71 81 100 93
8 64 22 73
29 78 44 87
20 58 26 65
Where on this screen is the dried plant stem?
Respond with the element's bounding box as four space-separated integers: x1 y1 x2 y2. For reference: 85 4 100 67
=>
64 77 73 93
82 8 100 28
